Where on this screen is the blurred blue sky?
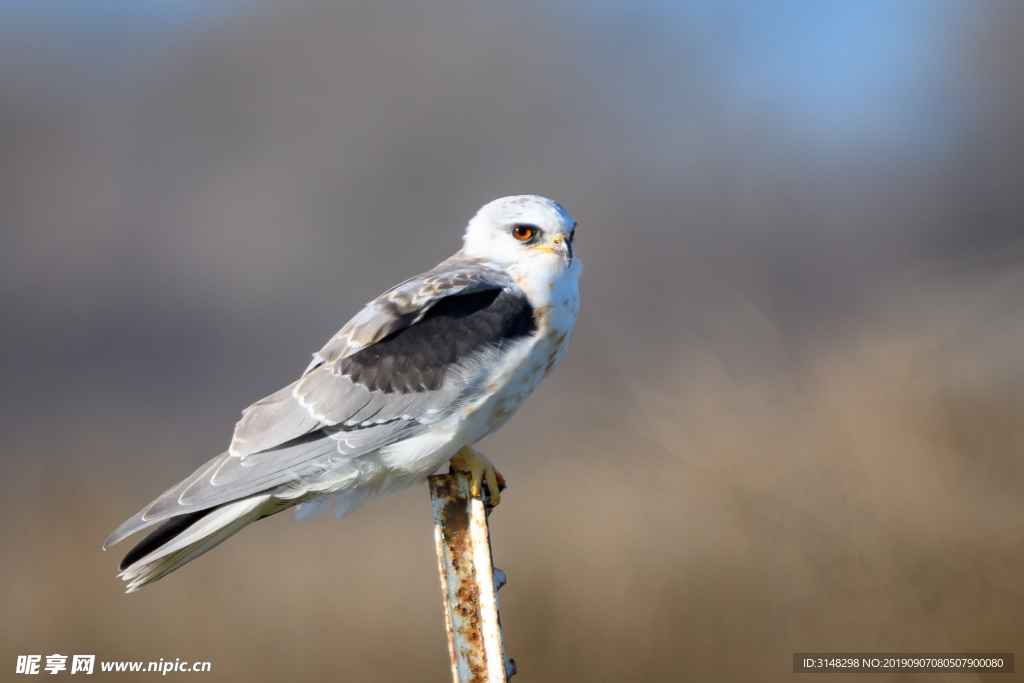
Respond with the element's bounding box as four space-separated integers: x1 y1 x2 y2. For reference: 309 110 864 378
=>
0 0 247 43
708 0 965 153
0 0 967 155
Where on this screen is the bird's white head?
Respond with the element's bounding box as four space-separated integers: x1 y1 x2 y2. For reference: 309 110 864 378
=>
462 196 578 274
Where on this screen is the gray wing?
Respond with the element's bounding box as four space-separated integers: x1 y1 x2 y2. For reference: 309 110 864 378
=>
105 254 526 549
230 254 514 457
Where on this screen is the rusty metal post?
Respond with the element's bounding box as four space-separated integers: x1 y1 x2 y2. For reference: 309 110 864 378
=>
429 471 516 683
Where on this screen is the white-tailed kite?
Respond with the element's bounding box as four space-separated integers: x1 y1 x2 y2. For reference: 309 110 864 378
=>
104 196 580 592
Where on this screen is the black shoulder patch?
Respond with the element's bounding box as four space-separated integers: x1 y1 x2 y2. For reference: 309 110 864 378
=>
340 288 536 394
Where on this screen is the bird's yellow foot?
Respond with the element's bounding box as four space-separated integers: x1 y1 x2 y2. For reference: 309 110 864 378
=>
450 446 506 507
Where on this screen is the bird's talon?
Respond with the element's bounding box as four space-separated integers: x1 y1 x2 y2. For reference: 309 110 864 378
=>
451 446 505 507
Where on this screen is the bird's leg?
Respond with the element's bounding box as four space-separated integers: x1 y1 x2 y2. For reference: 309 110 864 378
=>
450 445 506 507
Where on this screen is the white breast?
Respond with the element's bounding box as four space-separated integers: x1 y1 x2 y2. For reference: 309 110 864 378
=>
461 260 581 441
377 259 580 480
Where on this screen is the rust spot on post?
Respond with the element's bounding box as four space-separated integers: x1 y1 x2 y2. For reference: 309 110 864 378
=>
430 470 514 682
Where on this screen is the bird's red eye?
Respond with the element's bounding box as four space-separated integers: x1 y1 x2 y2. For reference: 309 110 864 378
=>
512 225 535 241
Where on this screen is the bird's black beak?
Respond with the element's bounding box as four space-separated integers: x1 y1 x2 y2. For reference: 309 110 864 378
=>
551 235 573 265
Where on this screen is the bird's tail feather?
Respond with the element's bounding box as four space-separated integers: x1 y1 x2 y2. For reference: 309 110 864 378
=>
117 495 281 593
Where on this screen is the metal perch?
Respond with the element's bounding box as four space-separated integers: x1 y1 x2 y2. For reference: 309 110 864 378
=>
429 470 516 683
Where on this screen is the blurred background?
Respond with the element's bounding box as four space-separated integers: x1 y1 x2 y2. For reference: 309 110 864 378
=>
1 0 1023 680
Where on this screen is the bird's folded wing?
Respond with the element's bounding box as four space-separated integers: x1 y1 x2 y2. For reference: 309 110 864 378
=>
106 256 529 548
230 255 513 458
316 256 514 364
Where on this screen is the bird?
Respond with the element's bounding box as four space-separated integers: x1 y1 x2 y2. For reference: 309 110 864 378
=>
104 195 580 592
